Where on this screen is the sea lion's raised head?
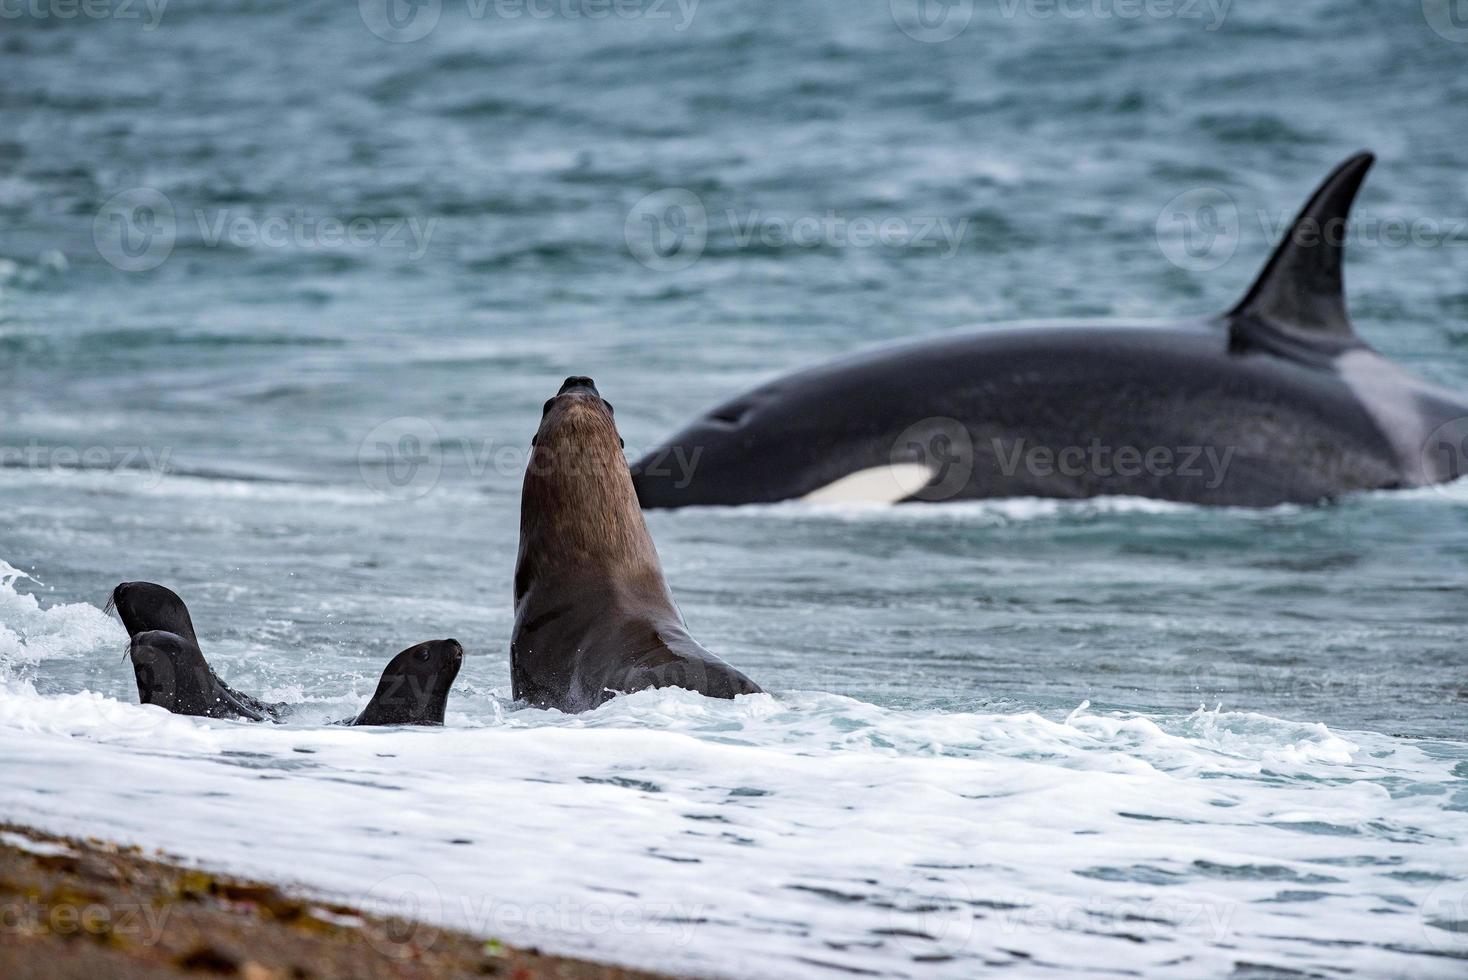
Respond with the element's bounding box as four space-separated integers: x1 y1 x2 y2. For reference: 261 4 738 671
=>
109 582 198 643
351 638 464 727
558 376 600 397
520 376 656 579
128 629 215 712
534 376 621 454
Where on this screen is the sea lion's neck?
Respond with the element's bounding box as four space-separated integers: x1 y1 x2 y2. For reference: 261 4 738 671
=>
515 442 669 604
514 512 670 608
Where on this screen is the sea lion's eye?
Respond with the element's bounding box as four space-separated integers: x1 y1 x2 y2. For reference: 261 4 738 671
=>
414 648 431 663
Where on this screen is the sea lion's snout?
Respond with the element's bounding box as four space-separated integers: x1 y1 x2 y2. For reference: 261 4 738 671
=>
408 639 463 669
109 581 138 617
558 376 599 397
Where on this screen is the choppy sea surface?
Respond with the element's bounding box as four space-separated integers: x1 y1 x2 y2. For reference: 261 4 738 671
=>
2 1 1467 976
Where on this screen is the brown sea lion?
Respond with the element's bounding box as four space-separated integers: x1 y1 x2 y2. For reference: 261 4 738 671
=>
512 376 763 713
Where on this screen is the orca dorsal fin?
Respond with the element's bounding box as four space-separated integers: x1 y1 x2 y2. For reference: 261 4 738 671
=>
1228 152 1374 351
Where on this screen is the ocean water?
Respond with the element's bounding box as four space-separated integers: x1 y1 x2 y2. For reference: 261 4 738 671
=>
2 1 1468 976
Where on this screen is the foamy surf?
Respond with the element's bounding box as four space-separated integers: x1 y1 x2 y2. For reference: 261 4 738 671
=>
658 494 1296 526
0 580 1464 978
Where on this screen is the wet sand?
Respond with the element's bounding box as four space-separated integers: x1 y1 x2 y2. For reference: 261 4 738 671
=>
0 823 674 980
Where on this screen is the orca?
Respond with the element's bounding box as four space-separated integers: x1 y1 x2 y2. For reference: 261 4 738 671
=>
632 153 1468 509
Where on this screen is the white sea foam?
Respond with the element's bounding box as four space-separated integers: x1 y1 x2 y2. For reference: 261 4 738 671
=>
0 466 391 507
662 478 1468 525
1370 475 1468 504
0 579 1464 978
0 565 120 671
666 494 1257 525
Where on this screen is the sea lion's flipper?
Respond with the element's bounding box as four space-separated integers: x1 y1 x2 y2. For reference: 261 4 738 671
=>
211 672 288 722
211 685 269 722
1228 152 1374 357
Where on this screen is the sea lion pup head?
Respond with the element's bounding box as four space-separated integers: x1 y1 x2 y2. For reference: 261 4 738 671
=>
519 376 661 587
351 639 464 727
109 582 198 643
128 629 218 715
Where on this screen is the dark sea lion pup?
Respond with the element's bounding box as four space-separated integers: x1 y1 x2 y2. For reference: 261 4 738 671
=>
348 639 464 726
109 582 464 726
512 377 763 713
129 629 276 721
110 582 285 721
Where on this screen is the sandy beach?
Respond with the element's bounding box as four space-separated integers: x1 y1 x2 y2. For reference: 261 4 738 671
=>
0 823 670 980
